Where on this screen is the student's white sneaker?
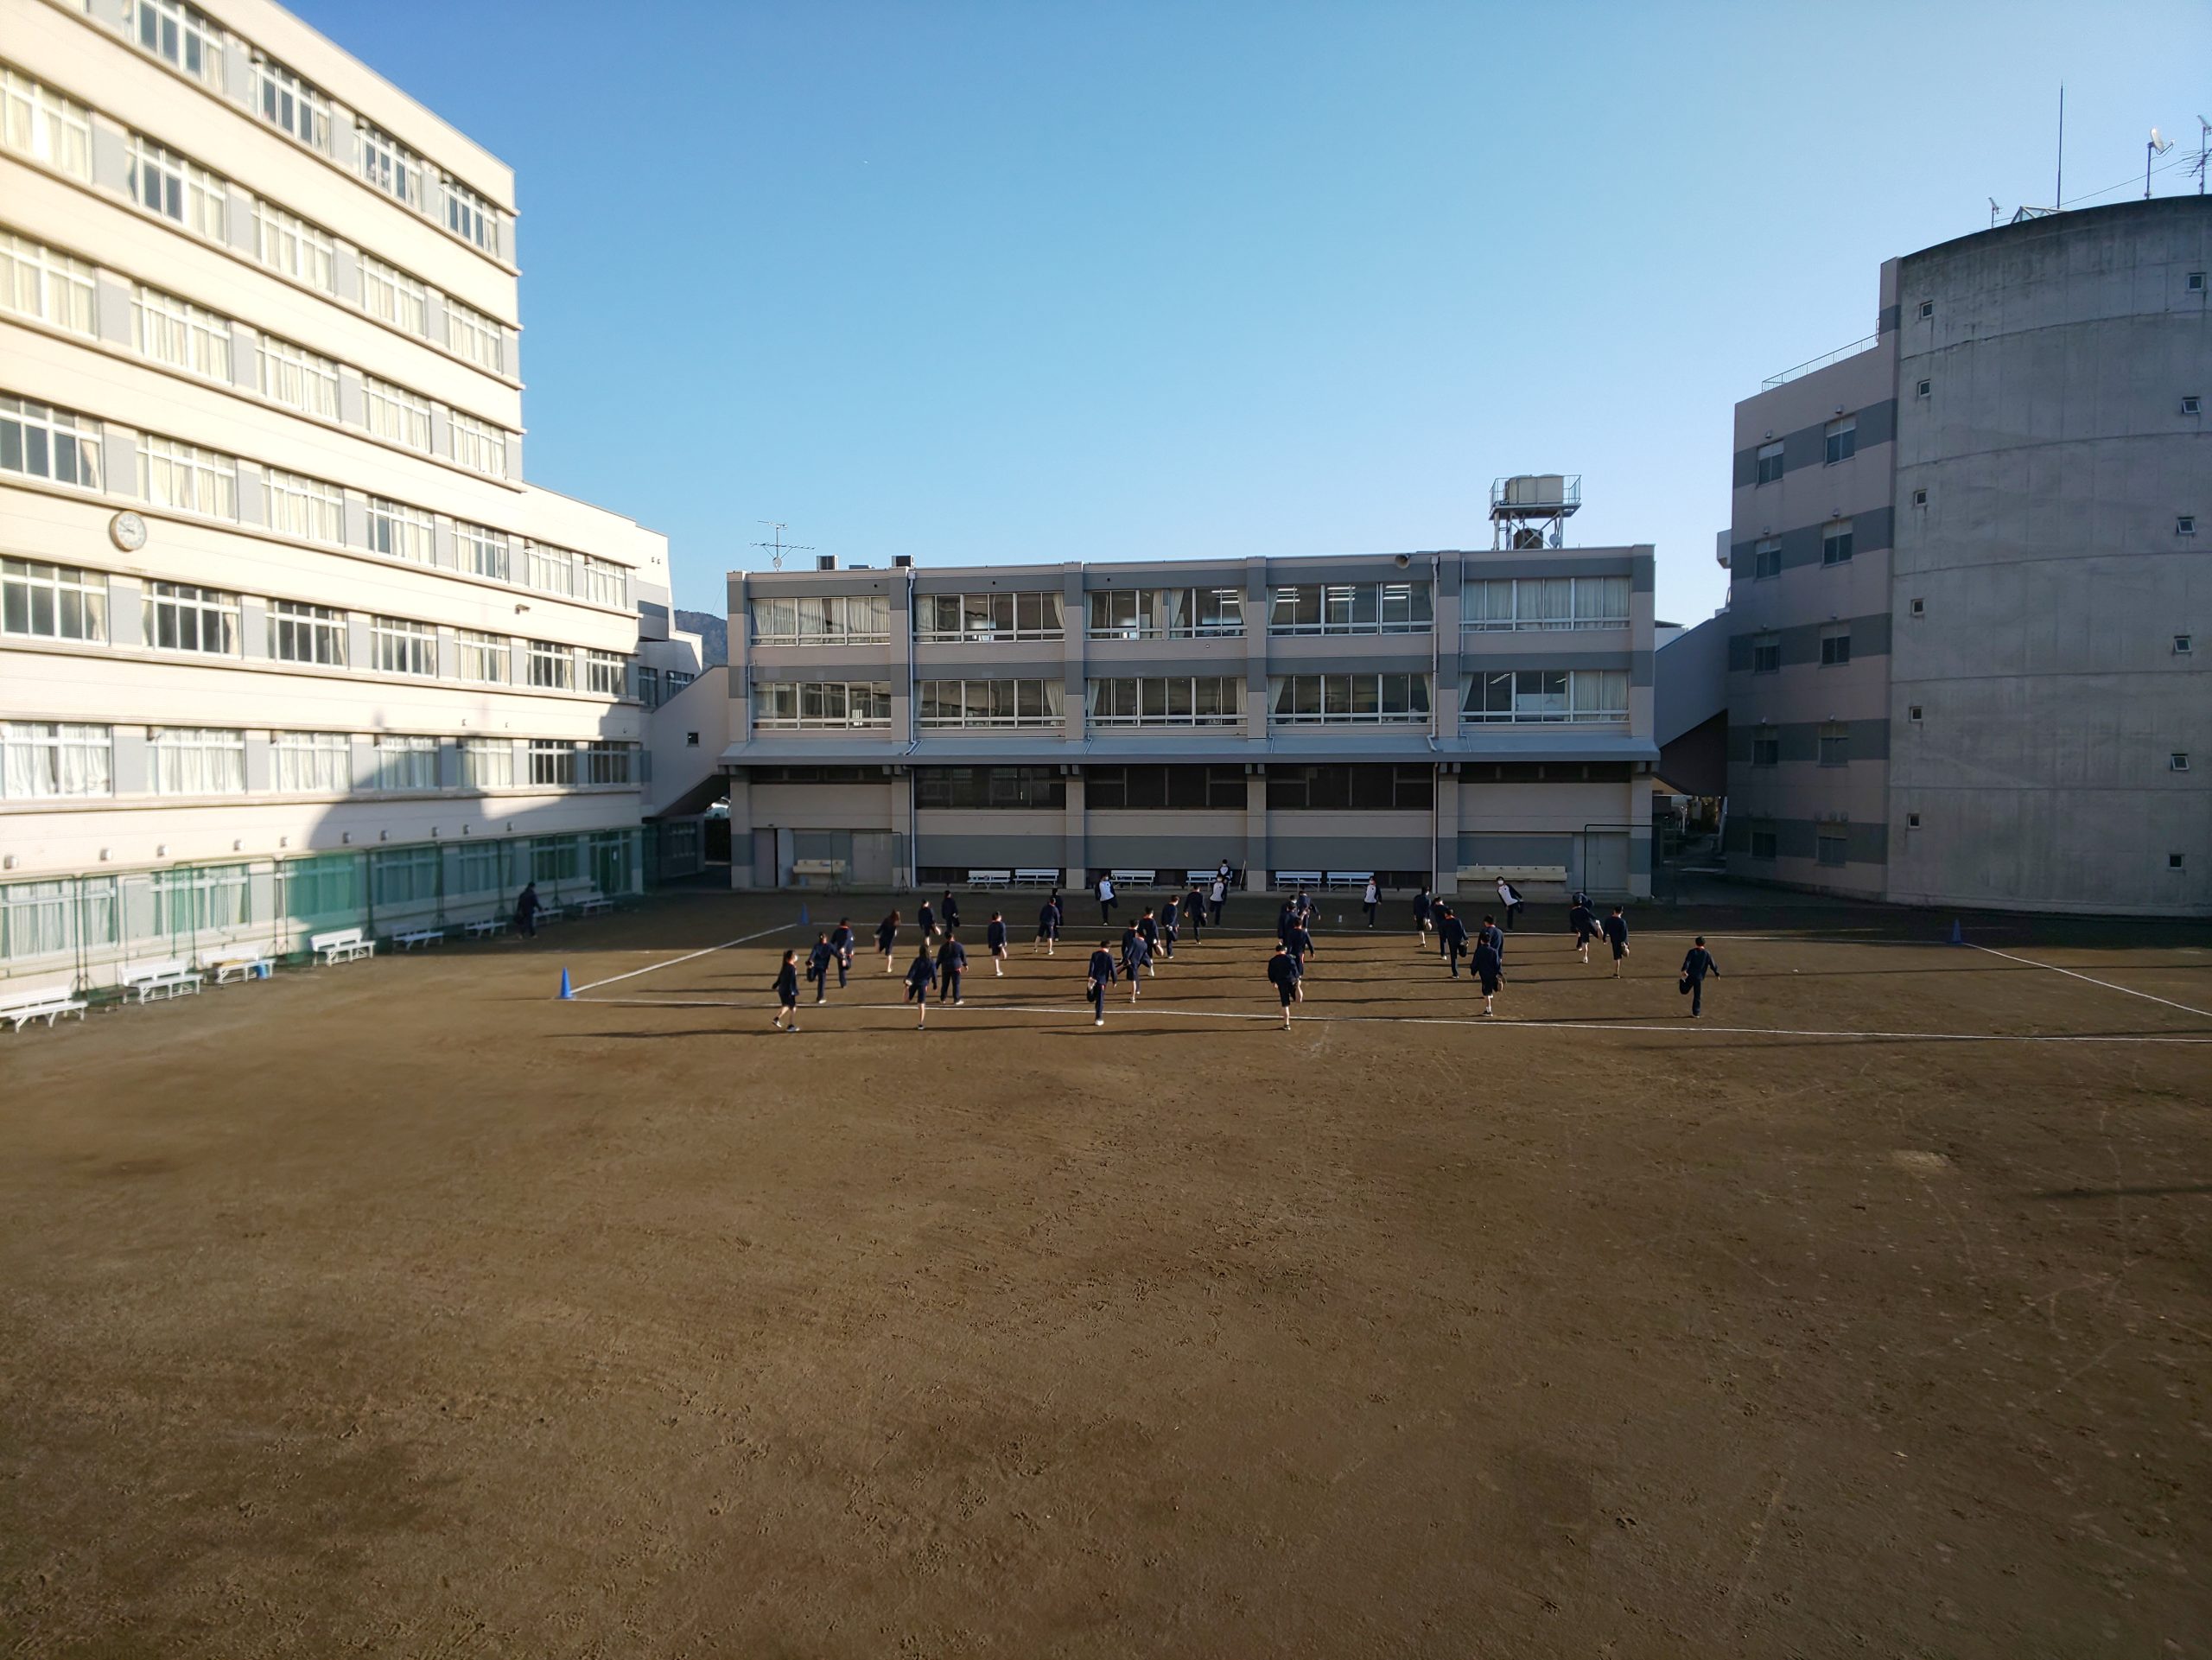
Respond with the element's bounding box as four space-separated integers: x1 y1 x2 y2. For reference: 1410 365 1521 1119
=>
1093 1018 1104 1027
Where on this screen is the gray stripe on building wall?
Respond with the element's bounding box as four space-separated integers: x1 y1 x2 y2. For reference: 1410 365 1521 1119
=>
1457 651 1635 676
1732 398 1898 484
1731 505 1894 580
918 659 1065 683
1084 565 1251 591
1723 817 1890 864
1268 836 1435 868
1727 614 1893 671
1629 835 1653 875
1631 554 1655 595
1726 717 1891 764
1467 557 1634 581
1457 833 1572 867
1630 650 1653 689
1877 303 1900 334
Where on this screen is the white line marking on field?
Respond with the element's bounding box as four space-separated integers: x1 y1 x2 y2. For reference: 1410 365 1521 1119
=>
563 995 2212 1046
1968 944 2212 1021
566 922 794 994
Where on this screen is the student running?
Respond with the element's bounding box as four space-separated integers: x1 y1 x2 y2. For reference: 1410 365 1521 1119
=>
1568 896 1600 965
1601 906 1630 976
1471 930 1503 1015
1159 900 1179 960
1413 887 1434 944
985 912 1008 976
804 932 835 1003
829 918 855 985
1120 923 1151 999
1084 939 1117 1026
940 891 962 936
1181 882 1207 944
1680 936 1719 1016
1136 907 1161 972
876 910 901 972
1437 905 1468 977
1266 941 1303 1028
904 941 938 1027
1035 891 1062 955
917 897 937 944
1096 873 1117 924
1208 870 1230 925
771 949 802 1032
936 930 967 1005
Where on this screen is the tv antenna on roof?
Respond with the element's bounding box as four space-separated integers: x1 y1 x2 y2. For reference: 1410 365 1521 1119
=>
2194 117 2210 194
1989 196 2002 227
753 521 815 571
2146 127 2174 199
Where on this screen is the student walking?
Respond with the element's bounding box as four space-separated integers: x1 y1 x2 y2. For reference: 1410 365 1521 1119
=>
1096 873 1118 925
941 891 962 936
771 949 802 1032
1471 932 1503 1015
1120 923 1151 999
1680 937 1719 1016
986 912 1009 976
1209 871 1230 926
1438 906 1469 977
1495 877 1525 930
805 932 835 1003
1601 906 1630 977
918 897 937 945
1276 900 1297 945
1266 941 1303 1028
936 931 967 1005
1159 901 1179 960
1413 887 1434 944
904 942 938 1027
1362 876 1380 928
513 881 542 938
1182 883 1207 944
1568 897 1600 965
1085 940 1117 1026
876 910 902 972
1136 906 1161 972
1478 915 1505 974
1285 917 1314 971
829 918 855 986
1035 892 1063 955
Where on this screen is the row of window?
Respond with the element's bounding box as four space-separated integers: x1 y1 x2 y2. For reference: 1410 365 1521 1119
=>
1752 415 1858 485
0 398 626 609
1747 629 1853 672
903 764 1440 814
0 722 639 800
1747 521 1857 579
1 64 512 376
2 558 627 691
1750 724 1855 767
112 2 511 264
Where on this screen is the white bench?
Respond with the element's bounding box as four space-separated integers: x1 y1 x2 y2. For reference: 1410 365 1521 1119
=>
1108 868 1155 887
393 927 444 951
1011 868 1060 887
1459 864 1569 887
463 916 507 938
0 983 87 1030
791 858 847 889
965 868 1013 887
575 894 614 918
1273 869 1323 889
121 959 203 1002
1325 870 1374 889
311 927 375 966
209 951 273 984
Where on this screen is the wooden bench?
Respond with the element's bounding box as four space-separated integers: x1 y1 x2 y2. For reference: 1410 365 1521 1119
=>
463 916 507 939
965 868 1013 887
575 894 614 918
1107 868 1155 888
1272 869 1322 890
1458 864 1569 887
0 983 87 1031
209 951 274 984
310 927 375 966
120 959 203 1002
1011 868 1060 887
1325 870 1373 889
392 927 444 951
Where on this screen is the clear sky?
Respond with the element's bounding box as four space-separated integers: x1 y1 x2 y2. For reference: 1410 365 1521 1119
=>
291 0 2211 626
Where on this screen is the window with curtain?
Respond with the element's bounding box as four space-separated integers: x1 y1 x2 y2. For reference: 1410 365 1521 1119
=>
3 398 103 489
373 735 437 792
2 68 92 181
1266 674 1430 722
1 722 111 798
917 679 1062 727
3 559 105 640
137 436 235 517
271 730 349 792
3 235 96 334
150 728 245 794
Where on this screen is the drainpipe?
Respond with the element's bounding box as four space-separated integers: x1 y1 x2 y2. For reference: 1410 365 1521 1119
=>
904 563 919 891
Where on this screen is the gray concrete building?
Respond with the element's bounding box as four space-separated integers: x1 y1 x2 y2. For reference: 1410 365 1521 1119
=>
696 527 1661 897
1723 197 2209 915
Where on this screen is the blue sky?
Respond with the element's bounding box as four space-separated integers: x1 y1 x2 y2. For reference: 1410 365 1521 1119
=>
293 0 2211 626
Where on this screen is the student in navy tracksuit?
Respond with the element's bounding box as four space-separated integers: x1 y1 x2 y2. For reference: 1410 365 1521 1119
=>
1680 937 1719 1016
1085 940 1117 1026
1568 898 1600 965
1276 901 1298 945
1471 933 1503 1015
1478 916 1505 977
1035 892 1062 956
904 941 938 1027
771 949 802 1032
1601 906 1630 977
1414 887 1434 944
1159 901 1179 960
936 931 966 1004
941 892 962 936
1285 919 1313 970
1182 883 1207 944
829 919 855 986
1120 924 1151 999
804 932 835 1003
986 912 1009 976
1136 907 1161 972
917 898 937 944
1266 941 1303 1028
1438 906 1469 977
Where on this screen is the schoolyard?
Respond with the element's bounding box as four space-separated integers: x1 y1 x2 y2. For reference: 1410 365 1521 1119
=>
2 887 2206 1657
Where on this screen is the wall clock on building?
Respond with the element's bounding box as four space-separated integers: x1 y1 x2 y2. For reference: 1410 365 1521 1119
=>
109 512 148 552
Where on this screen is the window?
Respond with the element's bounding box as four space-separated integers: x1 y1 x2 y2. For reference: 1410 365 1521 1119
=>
1268 673 1432 723
264 469 343 544
2188 273 2206 294
1917 300 1934 319
918 679 1063 728
3 876 118 962
2174 853 2189 871
269 598 344 665
1819 722 1849 766
1085 765 1245 811
455 630 508 684
1085 677 1243 726
372 616 436 676
1909 704 1923 722
1912 488 1929 508
1462 669 1628 723
1263 765 1432 812
1821 628 1852 667
358 124 422 208
2177 634 2194 655
914 766 1069 811
449 410 507 477
370 845 439 906
258 334 340 418
749 593 892 643
363 377 431 450
368 497 435 563
1910 597 1925 617
2 68 92 181
582 650 626 696
1916 378 1931 398
1817 827 1849 868
1908 812 1922 830
137 435 234 516
149 863 250 934
531 834 580 882
1079 588 1238 640
254 57 329 149
583 741 635 785
528 740 576 785
447 299 506 374
456 521 511 582
128 136 226 240
524 544 575 595
1825 417 1857 464
149 726 245 794
143 582 238 654
2178 517 2196 537
1751 728 1778 767
1821 520 1854 566
1268 582 1433 635
359 255 428 336
1751 539 1781 581
750 681 894 728
525 639 573 690
461 737 512 788
1752 634 1781 675
2172 753 2191 773
2 397 103 489
253 202 335 292
1462 575 1631 629
2185 397 2202 417
270 730 348 792
3 559 105 640
130 0 225 88
912 589 1070 642
2 235 95 335
636 665 662 708
582 556 628 609
1755 441 1783 485
373 735 437 792
1750 829 1778 860
667 669 694 692
134 285 231 379
443 177 504 258
1 722 111 798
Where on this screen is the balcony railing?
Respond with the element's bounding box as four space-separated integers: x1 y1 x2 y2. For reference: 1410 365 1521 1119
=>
1762 334 1879 390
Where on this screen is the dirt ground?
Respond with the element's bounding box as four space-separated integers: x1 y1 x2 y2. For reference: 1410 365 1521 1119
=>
2 887 2207 1657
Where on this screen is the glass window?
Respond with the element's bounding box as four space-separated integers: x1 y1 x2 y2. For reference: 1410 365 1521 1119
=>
583 741 635 785
363 377 431 450
1461 669 1625 722
359 256 428 336
584 650 625 696
372 616 436 676
128 135 226 240
0 721 111 798
149 862 251 935
373 735 437 792
447 299 506 374
1752 538 1782 580
1820 722 1849 766
913 767 1068 811
582 556 629 609
2 234 96 335
1268 582 1428 634
258 334 340 418
1 68 93 181
1750 829 1778 860
368 498 435 563
134 285 231 379
524 544 575 595
1755 441 1784 485
253 201 335 292
1821 629 1852 667
751 593 890 642
370 845 439 906
3 558 105 640
1817 829 1849 867
1825 417 1857 464
143 582 238 654
137 434 234 517
1751 728 1779 767
917 679 1063 727
271 730 348 792
750 681 894 728
1752 635 1781 674
1267 674 1431 722
130 0 226 89
461 737 512 787
264 469 344 544
278 855 356 921
448 410 506 477
525 639 573 690
456 521 511 582
270 598 344 665
254 57 330 149
358 123 422 208
149 727 245 794
2 397 103 489
1263 765 1433 812
2 876 118 962
455 630 507 684
1821 520 1854 566
443 176 504 258
1084 677 1243 726
528 740 576 785
530 835 580 882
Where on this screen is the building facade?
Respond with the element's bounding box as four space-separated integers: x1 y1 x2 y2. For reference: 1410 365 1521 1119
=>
1723 198 2209 914
1 0 670 984
715 543 1660 896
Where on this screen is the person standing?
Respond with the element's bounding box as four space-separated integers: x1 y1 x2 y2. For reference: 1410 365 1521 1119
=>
876 910 902 973
1471 932 1503 1016
1568 896 1600 965
1035 891 1062 956
1413 887 1434 945
1495 876 1525 930
804 932 835 1003
1680 936 1719 1017
936 930 967 1006
1438 905 1469 977
1209 870 1230 926
1085 938 1117 1027
986 912 1009 976
941 891 962 937
1266 941 1303 1029
771 948 802 1032
1601 906 1630 977
829 918 855 987
1361 876 1380 929
1096 872 1117 925
513 881 542 938
904 940 938 1027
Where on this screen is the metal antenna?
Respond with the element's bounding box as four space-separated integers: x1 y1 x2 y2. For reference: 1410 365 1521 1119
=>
2147 127 2175 199
2196 117 2210 194
1989 196 2002 227
2055 84 2063 209
751 521 816 572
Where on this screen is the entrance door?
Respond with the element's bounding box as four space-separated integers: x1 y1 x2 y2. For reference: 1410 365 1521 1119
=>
1583 832 1630 896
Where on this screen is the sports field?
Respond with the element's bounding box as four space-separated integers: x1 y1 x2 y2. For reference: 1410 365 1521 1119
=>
3 888 2207 1657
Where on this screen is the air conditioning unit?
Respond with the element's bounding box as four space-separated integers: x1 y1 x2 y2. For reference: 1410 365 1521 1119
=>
816 554 838 571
